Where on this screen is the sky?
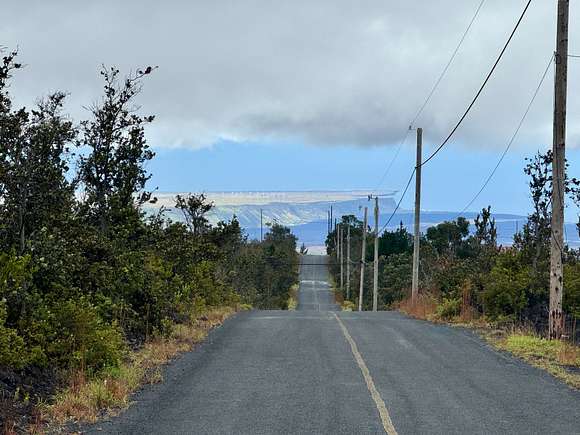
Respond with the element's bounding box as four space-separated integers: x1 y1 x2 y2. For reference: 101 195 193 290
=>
2 0 580 218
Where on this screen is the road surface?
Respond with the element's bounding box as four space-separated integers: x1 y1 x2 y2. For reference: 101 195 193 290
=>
90 255 580 434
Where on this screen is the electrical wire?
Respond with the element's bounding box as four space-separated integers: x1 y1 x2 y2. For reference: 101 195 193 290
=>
409 0 487 128
420 0 533 168
378 168 416 234
456 53 554 217
373 128 411 192
375 0 533 237
373 0 487 192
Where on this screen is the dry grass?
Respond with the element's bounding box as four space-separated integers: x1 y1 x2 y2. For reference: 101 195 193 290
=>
489 330 580 389
397 294 439 321
287 284 299 310
44 306 235 427
327 275 348 309
397 294 490 328
334 288 344 306
341 301 356 311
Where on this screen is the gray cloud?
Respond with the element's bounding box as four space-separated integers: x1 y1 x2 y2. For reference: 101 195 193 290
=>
3 1 579 149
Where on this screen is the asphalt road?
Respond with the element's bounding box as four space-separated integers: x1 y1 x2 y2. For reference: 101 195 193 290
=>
90 254 580 435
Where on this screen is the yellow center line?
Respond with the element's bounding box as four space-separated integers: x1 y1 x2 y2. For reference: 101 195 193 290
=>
333 313 398 435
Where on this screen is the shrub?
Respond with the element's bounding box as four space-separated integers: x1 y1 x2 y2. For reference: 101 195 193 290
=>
482 251 532 320
380 253 412 306
431 258 471 297
342 301 356 311
47 299 125 372
436 297 462 320
564 263 580 320
0 302 28 368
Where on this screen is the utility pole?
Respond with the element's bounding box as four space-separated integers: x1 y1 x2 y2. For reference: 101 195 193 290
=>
339 224 344 292
358 207 368 311
346 224 351 300
373 196 379 312
412 128 422 305
334 219 338 261
550 0 569 340
330 206 333 234
260 209 263 242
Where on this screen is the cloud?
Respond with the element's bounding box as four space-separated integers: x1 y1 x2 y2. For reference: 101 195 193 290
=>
3 0 576 150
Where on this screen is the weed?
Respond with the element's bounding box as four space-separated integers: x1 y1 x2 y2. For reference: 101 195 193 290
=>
397 294 438 320
341 301 356 312
487 331 579 389
238 303 253 311
287 284 299 310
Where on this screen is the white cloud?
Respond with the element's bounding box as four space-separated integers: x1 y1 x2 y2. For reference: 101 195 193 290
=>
3 0 578 150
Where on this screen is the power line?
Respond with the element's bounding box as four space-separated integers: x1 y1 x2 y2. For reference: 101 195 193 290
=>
457 53 554 217
373 0 486 192
420 0 533 168
375 0 532 236
378 168 416 234
373 128 411 192
410 0 487 128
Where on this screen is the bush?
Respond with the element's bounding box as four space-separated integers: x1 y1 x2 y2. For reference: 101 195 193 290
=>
47 299 125 372
380 253 412 307
431 259 471 297
436 297 461 320
482 251 532 320
564 263 580 319
0 302 28 368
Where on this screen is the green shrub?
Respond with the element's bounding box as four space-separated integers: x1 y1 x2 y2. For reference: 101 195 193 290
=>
564 263 580 319
47 299 125 372
436 297 461 320
380 253 412 306
432 259 471 297
0 302 28 368
482 251 532 319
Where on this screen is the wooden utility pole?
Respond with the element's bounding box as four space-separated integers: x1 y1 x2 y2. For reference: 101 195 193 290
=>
550 0 569 340
260 209 263 242
358 207 368 311
412 128 422 305
334 219 338 261
330 206 333 234
339 224 344 292
373 197 379 312
346 224 351 300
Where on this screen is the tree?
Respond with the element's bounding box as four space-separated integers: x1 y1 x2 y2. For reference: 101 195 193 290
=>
175 193 213 236
513 152 552 270
77 66 156 233
0 51 75 254
379 222 413 258
473 206 497 248
515 150 580 267
426 218 470 257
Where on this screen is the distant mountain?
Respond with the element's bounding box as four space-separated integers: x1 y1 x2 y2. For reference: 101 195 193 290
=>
144 191 579 248
146 191 397 228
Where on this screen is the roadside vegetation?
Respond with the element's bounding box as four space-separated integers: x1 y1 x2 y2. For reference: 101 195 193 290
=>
491 330 579 389
287 284 299 310
0 49 299 433
328 146 580 387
